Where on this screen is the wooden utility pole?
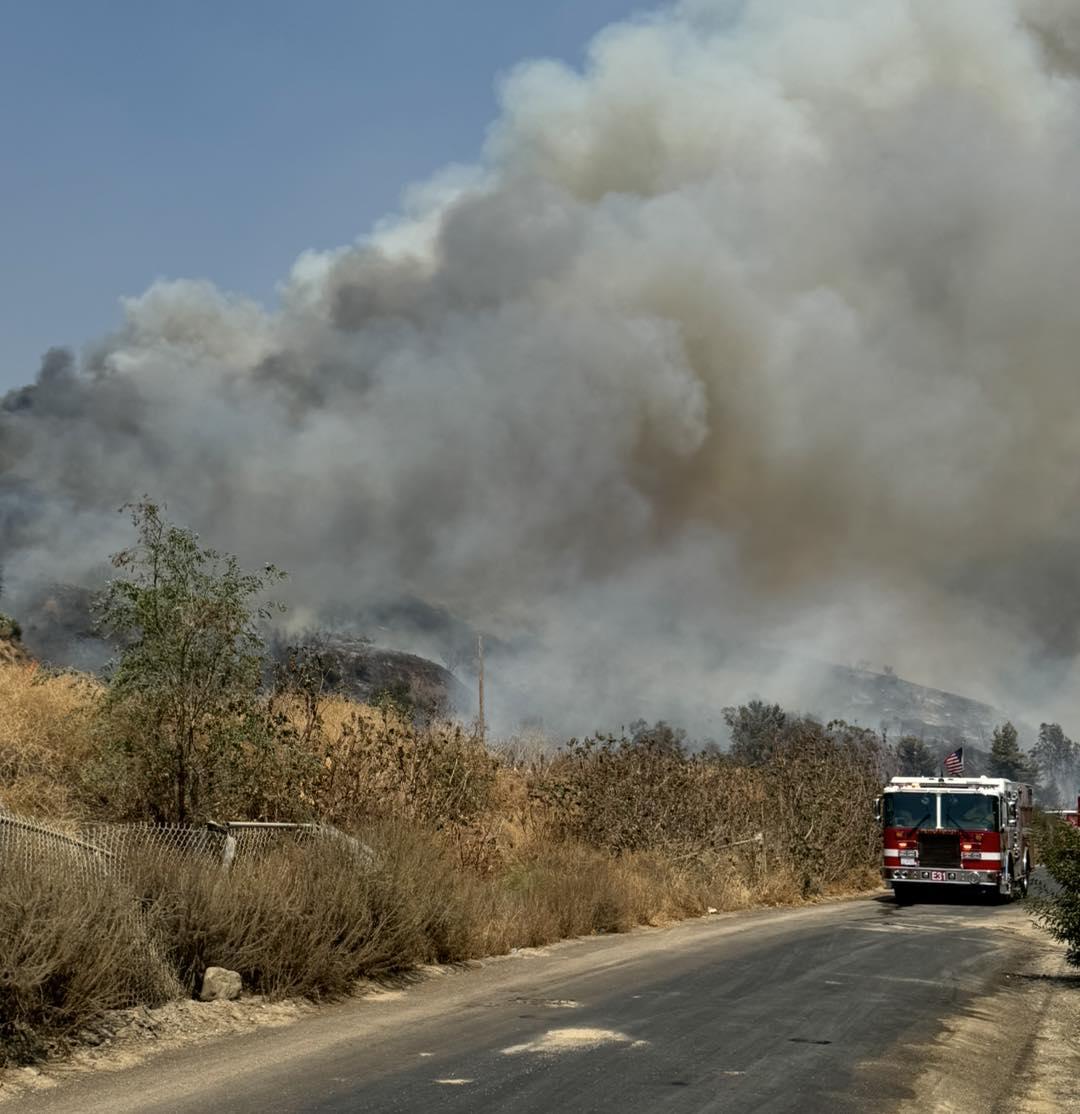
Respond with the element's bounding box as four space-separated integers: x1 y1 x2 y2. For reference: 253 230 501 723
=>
477 633 485 741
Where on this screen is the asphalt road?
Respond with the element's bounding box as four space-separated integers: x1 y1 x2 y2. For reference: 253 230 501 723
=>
15 890 1048 1114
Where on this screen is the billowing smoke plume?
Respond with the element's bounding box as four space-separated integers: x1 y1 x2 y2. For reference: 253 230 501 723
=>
5 0 1080 734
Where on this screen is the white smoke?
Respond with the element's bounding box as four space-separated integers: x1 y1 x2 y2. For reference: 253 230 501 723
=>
5 0 1080 734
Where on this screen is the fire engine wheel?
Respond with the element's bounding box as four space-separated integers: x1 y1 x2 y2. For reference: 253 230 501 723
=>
893 883 916 906
1001 855 1029 902
1017 852 1031 899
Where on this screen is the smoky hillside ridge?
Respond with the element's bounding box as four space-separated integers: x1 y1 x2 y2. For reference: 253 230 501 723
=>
808 662 1032 748
6 583 1029 747
270 632 471 721
11 587 470 722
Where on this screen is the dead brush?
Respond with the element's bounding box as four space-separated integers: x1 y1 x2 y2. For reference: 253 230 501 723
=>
292 700 501 833
130 824 472 1001
0 859 179 1067
458 840 716 956
528 722 882 899
0 662 100 819
528 733 765 859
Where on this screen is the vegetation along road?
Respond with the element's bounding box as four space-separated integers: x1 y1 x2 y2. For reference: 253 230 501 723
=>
16 890 1072 1114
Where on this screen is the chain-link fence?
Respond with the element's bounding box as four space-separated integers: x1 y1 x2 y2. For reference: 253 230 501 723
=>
0 810 116 883
0 801 348 886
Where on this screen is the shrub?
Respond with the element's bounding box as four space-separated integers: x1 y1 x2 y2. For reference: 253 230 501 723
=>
1033 820 1080 965
298 701 500 834
133 826 470 1000
530 733 733 855
529 717 883 893
461 841 712 955
0 864 178 1066
758 718 884 891
0 664 99 818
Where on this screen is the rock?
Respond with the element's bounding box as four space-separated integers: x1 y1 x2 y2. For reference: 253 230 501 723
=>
198 967 242 1002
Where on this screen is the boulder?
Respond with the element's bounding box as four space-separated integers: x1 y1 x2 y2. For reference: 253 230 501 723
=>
198 967 242 1002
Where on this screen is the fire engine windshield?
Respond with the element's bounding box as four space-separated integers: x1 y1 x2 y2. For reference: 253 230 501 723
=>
940 794 998 832
883 793 935 829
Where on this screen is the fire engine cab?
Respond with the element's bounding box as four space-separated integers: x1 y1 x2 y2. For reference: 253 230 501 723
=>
876 776 1033 903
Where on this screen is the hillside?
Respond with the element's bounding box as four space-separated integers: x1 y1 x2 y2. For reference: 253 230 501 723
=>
12 587 470 722
8 584 1027 744
271 633 471 720
811 663 1024 746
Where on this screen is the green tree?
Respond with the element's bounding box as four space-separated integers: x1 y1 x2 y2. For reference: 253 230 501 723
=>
96 502 285 823
722 700 787 766
988 722 1034 781
1033 723 1078 808
628 719 688 757
895 735 935 776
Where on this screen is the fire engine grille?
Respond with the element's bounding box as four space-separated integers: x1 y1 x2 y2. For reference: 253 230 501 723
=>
917 832 961 868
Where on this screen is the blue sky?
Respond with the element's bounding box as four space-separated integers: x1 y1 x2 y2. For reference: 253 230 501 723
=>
0 0 649 390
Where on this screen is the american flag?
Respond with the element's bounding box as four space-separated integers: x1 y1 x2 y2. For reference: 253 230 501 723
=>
943 747 964 775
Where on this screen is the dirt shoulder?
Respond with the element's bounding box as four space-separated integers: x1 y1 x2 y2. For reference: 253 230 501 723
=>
0 996 319 1103
1013 948 1080 1114
895 912 1080 1114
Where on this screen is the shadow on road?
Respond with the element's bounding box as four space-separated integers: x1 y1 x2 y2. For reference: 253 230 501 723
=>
1005 971 1080 987
872 887 1019 910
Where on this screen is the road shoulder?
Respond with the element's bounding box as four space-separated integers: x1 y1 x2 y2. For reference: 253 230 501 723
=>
894 914 1079 1114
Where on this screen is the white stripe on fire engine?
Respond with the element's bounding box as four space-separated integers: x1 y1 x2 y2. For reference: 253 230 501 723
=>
883 851 1002 861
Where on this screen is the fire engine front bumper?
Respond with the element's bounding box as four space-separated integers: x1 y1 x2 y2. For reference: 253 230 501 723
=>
882 867 1000 885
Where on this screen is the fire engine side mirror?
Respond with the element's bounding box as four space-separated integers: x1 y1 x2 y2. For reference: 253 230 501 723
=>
873 797 882 823
1007 800 1017 823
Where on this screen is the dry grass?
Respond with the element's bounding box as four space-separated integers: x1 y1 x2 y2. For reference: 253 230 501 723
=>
0 866 179 1066
0 663 100 819
132 825 472 1001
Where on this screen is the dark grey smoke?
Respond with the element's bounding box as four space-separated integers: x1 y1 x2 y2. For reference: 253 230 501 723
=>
5 0 1080 734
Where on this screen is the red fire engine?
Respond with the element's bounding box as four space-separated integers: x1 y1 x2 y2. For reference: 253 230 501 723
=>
1044 796 1080 828
876 776 1033 903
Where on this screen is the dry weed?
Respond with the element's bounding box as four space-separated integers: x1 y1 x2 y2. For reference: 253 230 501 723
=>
0 865 179 1066
0 663 100 818
132 826 471 1000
